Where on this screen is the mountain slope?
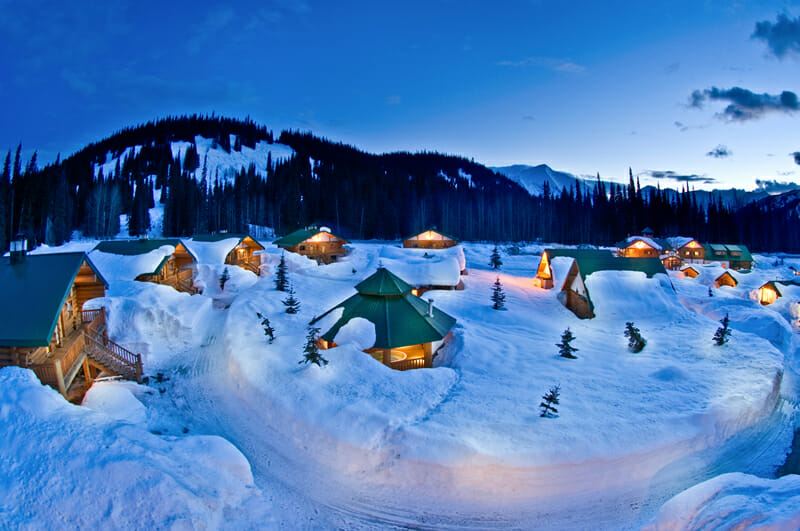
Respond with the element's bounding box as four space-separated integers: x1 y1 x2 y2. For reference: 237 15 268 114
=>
491 164 591 196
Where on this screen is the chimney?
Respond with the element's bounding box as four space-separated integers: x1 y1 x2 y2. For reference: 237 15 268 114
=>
427 299 434 317
9 233 28 265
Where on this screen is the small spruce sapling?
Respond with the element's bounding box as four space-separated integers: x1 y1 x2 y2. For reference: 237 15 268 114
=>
489 244 503 270
299 326 328 366
282 283 300 314
713 313 732 346
539 385 561 418
708 287 713 297
275 252 289 291
556 328 578 359
219 267 230 292
624 322 647 353
491 277 506 310
256 312 275 343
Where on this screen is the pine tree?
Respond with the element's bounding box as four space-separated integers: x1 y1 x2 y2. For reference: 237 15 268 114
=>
556 328 578 359
708 287 713 297
713 314 732 346
489 244 503 270
539 385 561 418
219 267 230 291
256 312 275 343
282 283 300 314
624 322 647 353
299 326 327 366
491 277 506 310
275 252 289 291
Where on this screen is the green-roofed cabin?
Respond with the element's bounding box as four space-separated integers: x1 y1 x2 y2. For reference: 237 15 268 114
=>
273 226 347 264
311 267 457 371
403 228 459 250
714 271 738 289
758 281 782 305
0 251 142 402
537 249 667 319
680 265 700 279
675 239 705 263
701 244 753 270
192 233 265 275
615 236 668 259
94 239 198 293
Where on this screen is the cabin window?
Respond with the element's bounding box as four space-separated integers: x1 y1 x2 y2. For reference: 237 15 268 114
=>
413 243 419 248
299 245 306 251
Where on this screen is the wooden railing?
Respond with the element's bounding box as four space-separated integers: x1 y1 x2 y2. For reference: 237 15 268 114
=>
29 363 60 387
83 308 106 339
390 357 427 371
81 308 103 324
58 334 85 377
84 333 143 382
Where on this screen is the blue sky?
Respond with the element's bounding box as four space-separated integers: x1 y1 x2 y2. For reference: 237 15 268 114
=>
1 0 799 189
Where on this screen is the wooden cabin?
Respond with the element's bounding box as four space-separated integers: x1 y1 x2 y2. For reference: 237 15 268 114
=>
714 271 738 288
311 267 456 370
533 250 556 289
702 244 753 270
94 239 198 294
757 281 782 305
674 239 705 263
188 234 264 275
616 236 666 259
534 248 618 289
403 228 459 250
273 227 347 264
543 250 667 319
0 251 142 402
680 265 700 279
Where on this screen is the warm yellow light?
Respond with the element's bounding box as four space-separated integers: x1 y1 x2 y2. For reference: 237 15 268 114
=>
633 240 650 249
687 241 700 248
426 231 433 240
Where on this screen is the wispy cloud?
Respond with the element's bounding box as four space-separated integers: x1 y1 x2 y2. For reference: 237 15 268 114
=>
793 151 800 165
755 179 800 193
496 56 586 73
665 62 680 74
706 144 732 158
521 115 535 121
688 86 799 121
752 13 800 59
384 95 402 105
642 170 716 184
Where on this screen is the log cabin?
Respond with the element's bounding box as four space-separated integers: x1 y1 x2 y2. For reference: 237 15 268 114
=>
0 249 142 402
187 234 265 275
680 265 700 279
669 238 706 264
714 271 738 288
403 228 460 250
311 267 457 371
93 239 198 293
273 226 347 264
615 235 668 259
537 249 668 319
702 244 753 270
757 281 782 305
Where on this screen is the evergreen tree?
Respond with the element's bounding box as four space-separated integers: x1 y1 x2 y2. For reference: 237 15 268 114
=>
624 322 647 353
299 326 327 366
491 276 506 310
489 244 503 270
708 287 713 297
256 312 275 343
219 267 230 291
275 252 289 291
539 385 561 418
282 283 300 314
556 328 578 359
713 314 732 346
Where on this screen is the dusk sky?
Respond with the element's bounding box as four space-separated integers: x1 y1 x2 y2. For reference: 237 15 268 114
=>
2 0 799 190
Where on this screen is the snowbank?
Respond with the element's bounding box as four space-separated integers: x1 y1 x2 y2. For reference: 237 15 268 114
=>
645 473 800 530
89 246 175 281
0 368 258 529
378 245 463 287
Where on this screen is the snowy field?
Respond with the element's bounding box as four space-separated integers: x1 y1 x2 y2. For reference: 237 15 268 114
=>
2 242 800 529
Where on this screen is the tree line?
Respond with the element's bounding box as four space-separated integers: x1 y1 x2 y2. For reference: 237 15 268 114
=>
0 115 797 254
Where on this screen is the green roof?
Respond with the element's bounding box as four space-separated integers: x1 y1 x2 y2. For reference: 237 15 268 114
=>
311 267 456 349
94 239 183 256
273 227 347 247
191 233 264 249
355 267 412 296
701 243 753 263
0 253 108 347
575 256 667 280
545 248 615 261
403 227 460 243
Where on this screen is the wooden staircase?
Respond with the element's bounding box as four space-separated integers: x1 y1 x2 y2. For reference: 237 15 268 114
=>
84 332 142 383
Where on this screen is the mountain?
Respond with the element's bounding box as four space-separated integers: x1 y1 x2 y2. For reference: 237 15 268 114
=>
491 164 591 196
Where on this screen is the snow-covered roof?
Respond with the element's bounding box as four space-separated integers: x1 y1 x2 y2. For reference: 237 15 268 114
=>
378 246 462 287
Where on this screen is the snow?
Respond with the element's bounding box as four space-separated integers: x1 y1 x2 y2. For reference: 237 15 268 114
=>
620 235 664 250
89 245 175 281
0 368 259 528
492 163 591 196
666 236 696 250
646 473 800 530
5 240 800 528
182 236 242 264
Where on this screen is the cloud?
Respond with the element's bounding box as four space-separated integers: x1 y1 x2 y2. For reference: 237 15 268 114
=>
521 115 535 121
665 62 680 74
794 151 800 165
384 95 402 105
755 179 800 193
496 56 586 73
706 145 732 158
752 14 800 59
688 86 799 121
642 170 716 184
